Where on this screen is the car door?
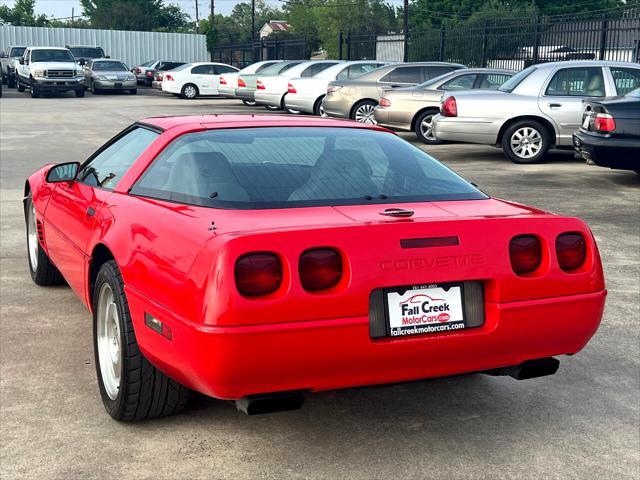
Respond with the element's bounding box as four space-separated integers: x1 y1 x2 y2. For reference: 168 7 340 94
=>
538 66 607 145
377 65 423 94
191 64 216 94
44 127 159 301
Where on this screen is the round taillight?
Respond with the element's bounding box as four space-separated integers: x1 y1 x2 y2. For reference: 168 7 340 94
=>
556 233 586 272
235 253 282 297
509 235 542 275
299 248 342 292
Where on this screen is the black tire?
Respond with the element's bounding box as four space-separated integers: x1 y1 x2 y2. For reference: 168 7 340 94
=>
90 80 99 94
1 74 6 85
242 99 257 106
29 82 39 98
75 88 85 98
8 74 16 88
265 104 281 111
180 83 198 99
129 89 137 95
501 119 550 164
93 260 190 422
351 100 378 124
25 193 65 286
313 96 327 117
414 109 441 145
17 79 25 92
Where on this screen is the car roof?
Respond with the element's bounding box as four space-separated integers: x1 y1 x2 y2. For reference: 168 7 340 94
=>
28 46 71 50
535 60 640 69
140 114 385 131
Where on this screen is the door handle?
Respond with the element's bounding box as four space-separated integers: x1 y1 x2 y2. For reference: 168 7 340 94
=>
86 207 95 217
548 103 562 108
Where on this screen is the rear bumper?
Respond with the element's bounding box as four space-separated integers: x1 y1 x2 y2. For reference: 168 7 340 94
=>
162 82 181 94
235 88 256 102
573 131 640 172
218 85 237 97
255 90 284 107
374 107 412 131
151 80 162 89
128 287 606 400
284 94 316 114
322 94 351 118
432 115 499 144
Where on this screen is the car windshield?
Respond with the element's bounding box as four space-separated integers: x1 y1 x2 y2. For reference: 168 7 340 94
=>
93 61 128 71
416 71 457 88
131 127 486 209
499 66 536 92
167 63 190 72
31 49 75 63
68 47 104 59
10 47 26 57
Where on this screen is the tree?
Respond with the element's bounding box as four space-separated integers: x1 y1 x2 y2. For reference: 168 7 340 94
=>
80 0 190 31
0 0 49 26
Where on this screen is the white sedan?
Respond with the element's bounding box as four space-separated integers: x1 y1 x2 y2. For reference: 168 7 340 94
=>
219 60 283 104
162 62 239 99
285 61 386 116
254 60 342 111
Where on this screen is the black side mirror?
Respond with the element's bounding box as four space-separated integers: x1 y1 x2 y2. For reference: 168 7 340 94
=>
46 162 80 183
78 59 86 66
19 58 24 65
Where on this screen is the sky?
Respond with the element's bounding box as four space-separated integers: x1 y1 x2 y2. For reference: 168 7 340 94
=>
0 0 252 21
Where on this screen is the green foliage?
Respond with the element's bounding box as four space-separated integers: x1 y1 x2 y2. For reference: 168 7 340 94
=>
80 0 190 31
0 0 49 26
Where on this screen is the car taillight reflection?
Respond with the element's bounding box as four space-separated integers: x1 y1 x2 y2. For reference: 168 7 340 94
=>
509 235 542 275
441 96 457 117
235 253 283 297
299 248 342 291
556 233 586 272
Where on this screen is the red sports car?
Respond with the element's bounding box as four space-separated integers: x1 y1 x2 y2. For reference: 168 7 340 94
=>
24 115 606 421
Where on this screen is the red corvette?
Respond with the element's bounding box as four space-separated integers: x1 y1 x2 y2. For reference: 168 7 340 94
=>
24 115 606 421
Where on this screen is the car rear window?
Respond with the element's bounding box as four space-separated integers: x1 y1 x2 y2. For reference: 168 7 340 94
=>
499 66 536 92
131 127 486 209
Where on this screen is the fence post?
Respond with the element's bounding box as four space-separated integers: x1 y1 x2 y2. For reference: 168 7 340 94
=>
260 38 265 61
346 32 351 60
481 21 488 67
599 19 608 60
403 32 409 62
304 34 308 59
438 29 445 61
532 16 541 65
275 36 279 59
338 31 343 60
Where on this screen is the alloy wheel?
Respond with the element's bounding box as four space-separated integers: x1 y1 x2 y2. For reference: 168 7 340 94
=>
420 115 436 141
510 127 543 159
354 104 377 124
97 283 122 401
184 85 197 99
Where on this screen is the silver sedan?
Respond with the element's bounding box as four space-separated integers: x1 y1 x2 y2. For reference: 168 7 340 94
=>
432 60 640 163
84 59 137 94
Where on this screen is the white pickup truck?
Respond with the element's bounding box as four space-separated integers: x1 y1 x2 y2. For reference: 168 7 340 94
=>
1 46 27 88
16 47 85 98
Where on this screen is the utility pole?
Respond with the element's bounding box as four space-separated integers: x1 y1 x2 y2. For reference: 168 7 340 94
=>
71 7 75 27
403 0 409 62
195 0 200 34
210 0 215 61
251 0 256 43
210 0 214 26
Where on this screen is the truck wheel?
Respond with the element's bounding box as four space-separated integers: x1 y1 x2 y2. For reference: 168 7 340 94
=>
414 109 441 144
93 260 190 421
501 120 550 164
17 80 25 92
25 193 65 286
129 89 137 95
75 88 85 97
8 74 16 88
180 83 198 99
1 74 6 85
29 83 40 98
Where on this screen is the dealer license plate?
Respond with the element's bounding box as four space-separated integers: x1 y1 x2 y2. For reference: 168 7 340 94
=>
385 283 465 337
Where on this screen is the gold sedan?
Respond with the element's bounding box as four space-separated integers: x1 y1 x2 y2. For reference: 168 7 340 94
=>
374 68 515 144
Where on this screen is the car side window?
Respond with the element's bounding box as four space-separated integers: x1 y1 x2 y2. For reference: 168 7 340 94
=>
338 63 382 80
214 65 238 74
191 65 213 75
610 67 640 95
545 67 605 97
77 127 159 190
439 74 477 91
381 66 422 84
478 73 512 89
301 63 336 78
426 66 456 79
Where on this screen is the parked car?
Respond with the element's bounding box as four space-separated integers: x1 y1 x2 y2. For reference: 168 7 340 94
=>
431 60 640 163
285 61 387 116
374 68 516 144
83 59 137 94
255 61 342 112
132 60 184 86
323 62 466 123
218 60 282 99
147 62 186 89
1 46 27 88
573 88 640 174
16 47 85 98
235 60 305 105
24 114 605 421
66 45 107 65
161 62 239 99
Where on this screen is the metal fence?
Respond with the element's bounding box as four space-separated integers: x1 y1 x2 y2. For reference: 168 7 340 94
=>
212 36 308 68
341 9 640 69
0 25 208 67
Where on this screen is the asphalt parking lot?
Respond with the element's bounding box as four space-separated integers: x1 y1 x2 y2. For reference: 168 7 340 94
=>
1 86 638 480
